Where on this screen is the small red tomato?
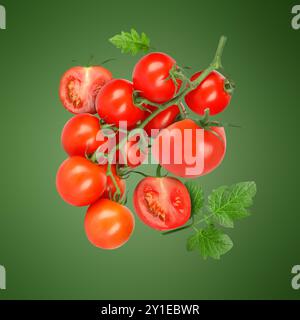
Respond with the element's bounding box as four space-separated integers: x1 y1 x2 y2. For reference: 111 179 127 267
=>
96 79 145 128
84 199 135 249
59 66 112 114
133 176 191 231
133 52 181 103
102 165 126 199
152 119 226 178
143 104 181 136
118 134 148 168
56 156 107 207
61 114 106 157
185 70 231 116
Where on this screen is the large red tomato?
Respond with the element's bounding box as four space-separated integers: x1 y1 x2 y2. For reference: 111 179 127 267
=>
185 71 231 116
133 177 191 231
96 79 145 128
59 66 112 114
84 199 135 249
133 52 181 103
56 156 107 206
61 114 106 157
152 119 226 178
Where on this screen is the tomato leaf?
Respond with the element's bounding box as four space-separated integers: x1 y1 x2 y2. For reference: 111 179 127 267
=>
187 225 233 259
185 182 204 217
208 181 257 228
109 29 150 55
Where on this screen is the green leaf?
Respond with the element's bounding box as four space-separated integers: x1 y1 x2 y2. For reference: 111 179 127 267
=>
208 181 257 228
187 225 233 259
185 182 204 217
109 29 150 55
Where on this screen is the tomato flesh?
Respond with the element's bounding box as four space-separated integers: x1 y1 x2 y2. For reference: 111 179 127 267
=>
133 177 191 231
84 199 135 249
59 66 112 114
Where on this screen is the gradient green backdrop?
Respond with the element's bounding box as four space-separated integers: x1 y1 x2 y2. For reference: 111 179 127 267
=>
0 0 299 299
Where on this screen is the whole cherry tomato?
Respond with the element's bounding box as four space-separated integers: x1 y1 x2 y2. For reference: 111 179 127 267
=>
56 156 107 206
185 71 231 116
152 119 226 178
143 104 181 136
61 114 106 157
84 199 135 249
96 79 145 128
133 52 181 103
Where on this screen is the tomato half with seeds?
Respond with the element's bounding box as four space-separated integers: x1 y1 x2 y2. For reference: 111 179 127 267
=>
133 52 181 103
56 156 107 207
59 66 112 114
84 199 135 249
185 70 231 116
133 177 191 231
61 113 106 157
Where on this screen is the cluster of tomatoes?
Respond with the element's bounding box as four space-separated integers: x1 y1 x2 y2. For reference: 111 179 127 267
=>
56 49 232 250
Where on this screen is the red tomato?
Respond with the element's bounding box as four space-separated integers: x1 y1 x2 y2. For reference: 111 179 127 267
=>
118 134 148 168
84 199 135 249
61 114 106 157
143 104 181 136
133 177 191 231
96 79 145 128
59 66 112 114
152 119 226 178
185 71 231 116
133 52 181 103
56 156 107 206
102 165 126 199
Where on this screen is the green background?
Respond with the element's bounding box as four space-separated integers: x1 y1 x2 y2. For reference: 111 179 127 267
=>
0 0 299 299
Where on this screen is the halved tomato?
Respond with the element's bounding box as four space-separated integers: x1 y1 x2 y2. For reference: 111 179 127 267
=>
133 176 191 231
59 66 112 114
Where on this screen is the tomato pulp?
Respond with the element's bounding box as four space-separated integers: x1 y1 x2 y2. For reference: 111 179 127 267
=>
59 66 112 114
133 176 191 231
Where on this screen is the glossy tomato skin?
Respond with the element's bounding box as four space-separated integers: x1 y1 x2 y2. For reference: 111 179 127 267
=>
133 177 191 231
96 79 145 128
133 52 180 103
185 70 231 116
143 104 180 137
102 165 126 199
59 66 112 114
84 199 135 249
152 119 226 178
56 156 107 207
118 135 148 168
61 114 105 157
